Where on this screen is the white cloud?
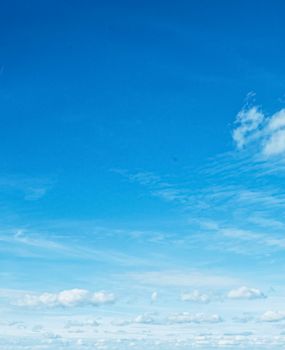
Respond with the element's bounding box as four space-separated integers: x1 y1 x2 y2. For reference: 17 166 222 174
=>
152 188 187 203
133 313 156 324
65 319 99 328
232 314 255 323
17 289 116 308
181 290 210 303
202 220 285 255
260 310 285 322
227 286 266 300
129 270 240 288
0 175 54 200
233 106 264 149
151 291 158 303
266 109 285 131
263 128 285 157
233 104 285 158
168 312 222 324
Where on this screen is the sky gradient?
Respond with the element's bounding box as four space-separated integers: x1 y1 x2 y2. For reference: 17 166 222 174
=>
1 1 285 349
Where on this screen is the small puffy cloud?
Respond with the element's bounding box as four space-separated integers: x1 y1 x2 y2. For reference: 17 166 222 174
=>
266 109 285 131
233 106 264 149
168 312 222 324
17 289 116 308
233 104 285 158
263 128 285 157
262 109 285 157
151 291 158 303
133 313 156 324
181 290 210 303
227 286 266 300
260 310 285 322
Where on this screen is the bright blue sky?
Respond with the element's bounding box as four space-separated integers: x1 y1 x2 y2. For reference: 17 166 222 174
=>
1 1 285 349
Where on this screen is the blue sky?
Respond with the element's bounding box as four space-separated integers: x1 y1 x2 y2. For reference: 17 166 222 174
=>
1 0 285 349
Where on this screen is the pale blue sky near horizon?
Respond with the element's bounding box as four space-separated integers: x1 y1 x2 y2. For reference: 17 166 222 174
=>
1 1 285 349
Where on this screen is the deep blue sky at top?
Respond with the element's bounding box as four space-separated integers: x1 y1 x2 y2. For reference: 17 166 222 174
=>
1 0 285 220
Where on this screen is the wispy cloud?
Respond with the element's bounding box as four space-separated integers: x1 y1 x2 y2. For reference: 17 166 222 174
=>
0 227 155 267
113 169 189 206
0 175 55 200
127 270 240 288
167 312 223 324
199 220 285 255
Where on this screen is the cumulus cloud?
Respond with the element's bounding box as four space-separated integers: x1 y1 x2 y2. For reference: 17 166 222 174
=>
181 290 210 303
263 128 285 157
233 103 285 158
17 289 116 308
260 310 285 322
151 291 158 303
267 109 285 131
233 106 264 149
227 286 266 300
168 312 222 324
133 313 156 324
